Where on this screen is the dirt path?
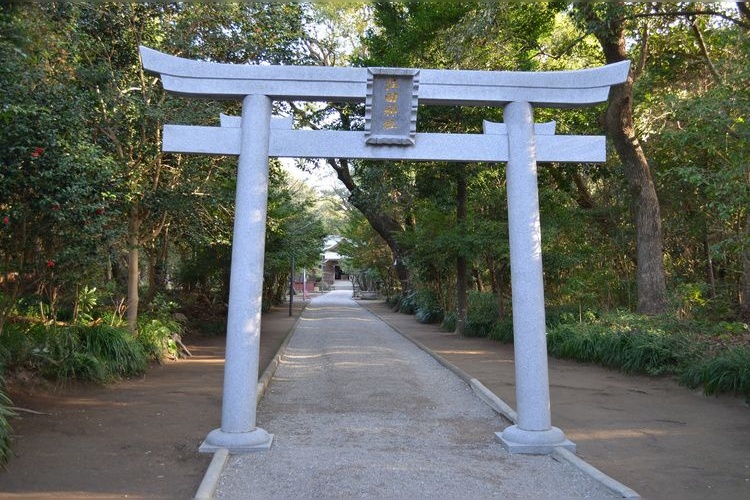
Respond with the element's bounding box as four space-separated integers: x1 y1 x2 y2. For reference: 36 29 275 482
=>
0 302 303 499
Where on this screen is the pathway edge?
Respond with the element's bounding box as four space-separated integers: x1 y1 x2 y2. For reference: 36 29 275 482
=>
194 448 229 499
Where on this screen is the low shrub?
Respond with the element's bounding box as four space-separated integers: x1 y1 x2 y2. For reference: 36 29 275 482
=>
79 324 147 377
136 318 183 362
463 292 500 337
30 326 107 382
440 292 503 335
0 323 33 369
413 290 443 324
0 322 150 384
399 290 749 398
385 294 401 309
398 292 418 315
415 308 443 324
464 316 495 337
546 324 601 363
547 312 696 376
488 318 514 343
601 329 691 375
680 347 750 397
441 311 457 332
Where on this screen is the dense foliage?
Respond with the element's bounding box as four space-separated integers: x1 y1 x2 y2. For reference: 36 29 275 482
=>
334 2 749 399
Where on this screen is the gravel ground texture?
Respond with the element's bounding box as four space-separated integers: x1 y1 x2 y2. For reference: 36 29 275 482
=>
215 290 615 498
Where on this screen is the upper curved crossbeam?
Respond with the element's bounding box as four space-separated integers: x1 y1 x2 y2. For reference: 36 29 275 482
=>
140 46 629 108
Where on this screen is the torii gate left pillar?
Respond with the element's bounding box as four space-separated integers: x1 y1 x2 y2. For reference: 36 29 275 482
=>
200 94 274 452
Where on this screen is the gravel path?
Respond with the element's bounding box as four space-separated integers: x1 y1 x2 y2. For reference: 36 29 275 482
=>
215 290 615 498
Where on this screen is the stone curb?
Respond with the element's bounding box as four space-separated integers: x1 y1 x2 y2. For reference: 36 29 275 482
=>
552 447 641 499
193 301 309 500
256 304 308 404
363 303 640 499
194 448 229 499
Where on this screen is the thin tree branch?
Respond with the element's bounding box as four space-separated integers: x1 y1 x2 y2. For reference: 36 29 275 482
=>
690 18 723 84
634 21 649 81
628 9 750 30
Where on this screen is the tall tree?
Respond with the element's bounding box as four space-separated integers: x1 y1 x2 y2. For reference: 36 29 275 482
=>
573 2 668 314
66 3 310 331
638 3 750 320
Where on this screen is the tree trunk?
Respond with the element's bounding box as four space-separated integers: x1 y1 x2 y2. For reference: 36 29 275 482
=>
455 167 468 335
326 157 411 293
588 7 668 315
488 258 507 320
126 207 141 334
144 228 170 306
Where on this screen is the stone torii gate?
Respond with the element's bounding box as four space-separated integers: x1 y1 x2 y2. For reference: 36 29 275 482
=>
140 47 629 455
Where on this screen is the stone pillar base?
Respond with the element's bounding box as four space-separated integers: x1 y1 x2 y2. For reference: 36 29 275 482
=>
199 427 273 454
496 425 575 455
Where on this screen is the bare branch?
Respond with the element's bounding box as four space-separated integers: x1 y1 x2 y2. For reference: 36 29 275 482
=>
690 18 723 84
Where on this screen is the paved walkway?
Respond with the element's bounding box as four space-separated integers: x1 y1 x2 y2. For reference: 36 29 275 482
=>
214 290 617 498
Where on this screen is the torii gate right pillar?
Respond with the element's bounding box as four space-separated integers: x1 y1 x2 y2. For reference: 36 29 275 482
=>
496 101 574 454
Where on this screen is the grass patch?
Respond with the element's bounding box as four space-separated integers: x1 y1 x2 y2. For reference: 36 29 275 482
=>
680 347 750 396
546 311 700 376
0 317 182 385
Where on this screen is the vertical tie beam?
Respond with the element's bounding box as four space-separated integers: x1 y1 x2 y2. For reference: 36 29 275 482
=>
200 95 274 453
496 101 574 454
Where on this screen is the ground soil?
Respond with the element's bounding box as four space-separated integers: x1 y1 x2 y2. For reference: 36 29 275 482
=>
0 292 748 499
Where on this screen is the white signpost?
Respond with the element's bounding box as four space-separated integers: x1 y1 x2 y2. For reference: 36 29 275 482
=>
141 46 629 455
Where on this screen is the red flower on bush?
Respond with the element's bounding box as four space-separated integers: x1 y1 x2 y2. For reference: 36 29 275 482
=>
2 216 8 225
52 204 60 211
31 147 44 158
95 207 105 215
46 259 55 268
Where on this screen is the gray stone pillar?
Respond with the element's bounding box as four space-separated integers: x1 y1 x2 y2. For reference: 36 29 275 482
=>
200 94 274 453
496 101 574 454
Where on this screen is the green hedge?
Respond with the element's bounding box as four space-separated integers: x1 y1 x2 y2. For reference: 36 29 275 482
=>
546 321 694 376
408 291 750 398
